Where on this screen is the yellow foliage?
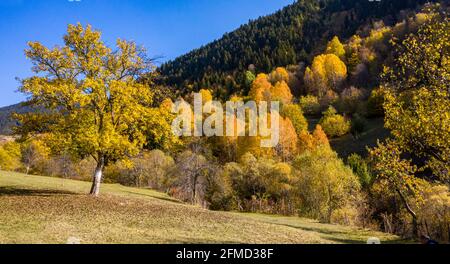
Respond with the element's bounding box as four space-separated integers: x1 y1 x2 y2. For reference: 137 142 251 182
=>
326 36 346 59
271 81 293 105
0 141 22 171
304 54 347 97
270 67 290 83
276 117 299 161
199 89 213 103
312 125 330 147
160 98 174 111
19 24 159 194
365 26 392 52
299 95 321 116
20 139 51 174
229 95 243 102
298 131 315 154
236 136 273 159
281 104 308 135
319 107 350 138
293 145 361 223
249 74 271 102
249 73 293 105
382 18 450 181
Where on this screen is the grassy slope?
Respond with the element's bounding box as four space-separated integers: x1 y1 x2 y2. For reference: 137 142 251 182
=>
0 171 404 244
330 118 390 158
308 117 389 159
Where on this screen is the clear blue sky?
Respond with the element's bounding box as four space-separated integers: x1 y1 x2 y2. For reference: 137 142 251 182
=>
0 0 294 107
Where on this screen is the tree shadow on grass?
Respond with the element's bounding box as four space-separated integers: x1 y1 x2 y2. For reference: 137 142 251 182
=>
270 223 411 244
123 190 183 204
0 186 77 197
324 236 411 244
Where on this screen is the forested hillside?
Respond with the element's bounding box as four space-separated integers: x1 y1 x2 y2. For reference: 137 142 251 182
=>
0 103 33 134
0 0 437 133
158 0 432 97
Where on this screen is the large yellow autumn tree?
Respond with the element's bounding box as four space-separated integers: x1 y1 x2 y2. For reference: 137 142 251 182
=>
370 15 449 237
249 71 293 104
304 54 347 97
249 73 272 103
17 24 155 196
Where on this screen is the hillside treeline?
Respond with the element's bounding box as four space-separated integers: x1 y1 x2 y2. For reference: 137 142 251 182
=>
158 0 433 98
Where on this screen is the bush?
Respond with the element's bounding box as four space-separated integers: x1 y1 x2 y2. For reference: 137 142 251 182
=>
281 104 308 135
293 146 361 223
222 153 297 214
419 185 450 243
204 169 235 211
0 141 22 171
347 154 373 189
331 205 360 226
367 88 385 117
351 114 368 137
336 86 366 115
299 95 321 116
104 150 174 188
20 139 51 175
319 106 351 138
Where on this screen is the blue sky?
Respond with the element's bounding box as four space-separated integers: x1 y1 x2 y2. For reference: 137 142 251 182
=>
0 0 294 107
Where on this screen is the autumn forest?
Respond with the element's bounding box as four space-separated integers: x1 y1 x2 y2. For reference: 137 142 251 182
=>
0 0 449 245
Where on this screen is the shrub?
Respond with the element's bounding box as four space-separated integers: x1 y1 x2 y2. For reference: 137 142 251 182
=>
347 154 373 189
293 146 361 223
367 88 385 117
331 205 360 226
222 153 297 214
419 185 450 243
204 169 235 211
104 150 174 188
0 141 22 171
168 151 214 205
336 86 365 115
20 139 50 175
319 106 351 138
351 114 368 137
299 95 321 116
281 104 308 135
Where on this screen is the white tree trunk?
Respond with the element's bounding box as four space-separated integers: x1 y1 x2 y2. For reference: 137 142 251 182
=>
90 158 104 196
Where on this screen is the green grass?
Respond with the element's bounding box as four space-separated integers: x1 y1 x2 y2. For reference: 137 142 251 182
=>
330 118 390 158
0 170 405 244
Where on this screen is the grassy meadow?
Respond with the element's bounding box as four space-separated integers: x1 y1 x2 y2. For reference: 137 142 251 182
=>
0 170 405 244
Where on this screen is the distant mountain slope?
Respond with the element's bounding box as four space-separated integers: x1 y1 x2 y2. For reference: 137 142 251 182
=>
158 0 431 96
0 103 32 135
